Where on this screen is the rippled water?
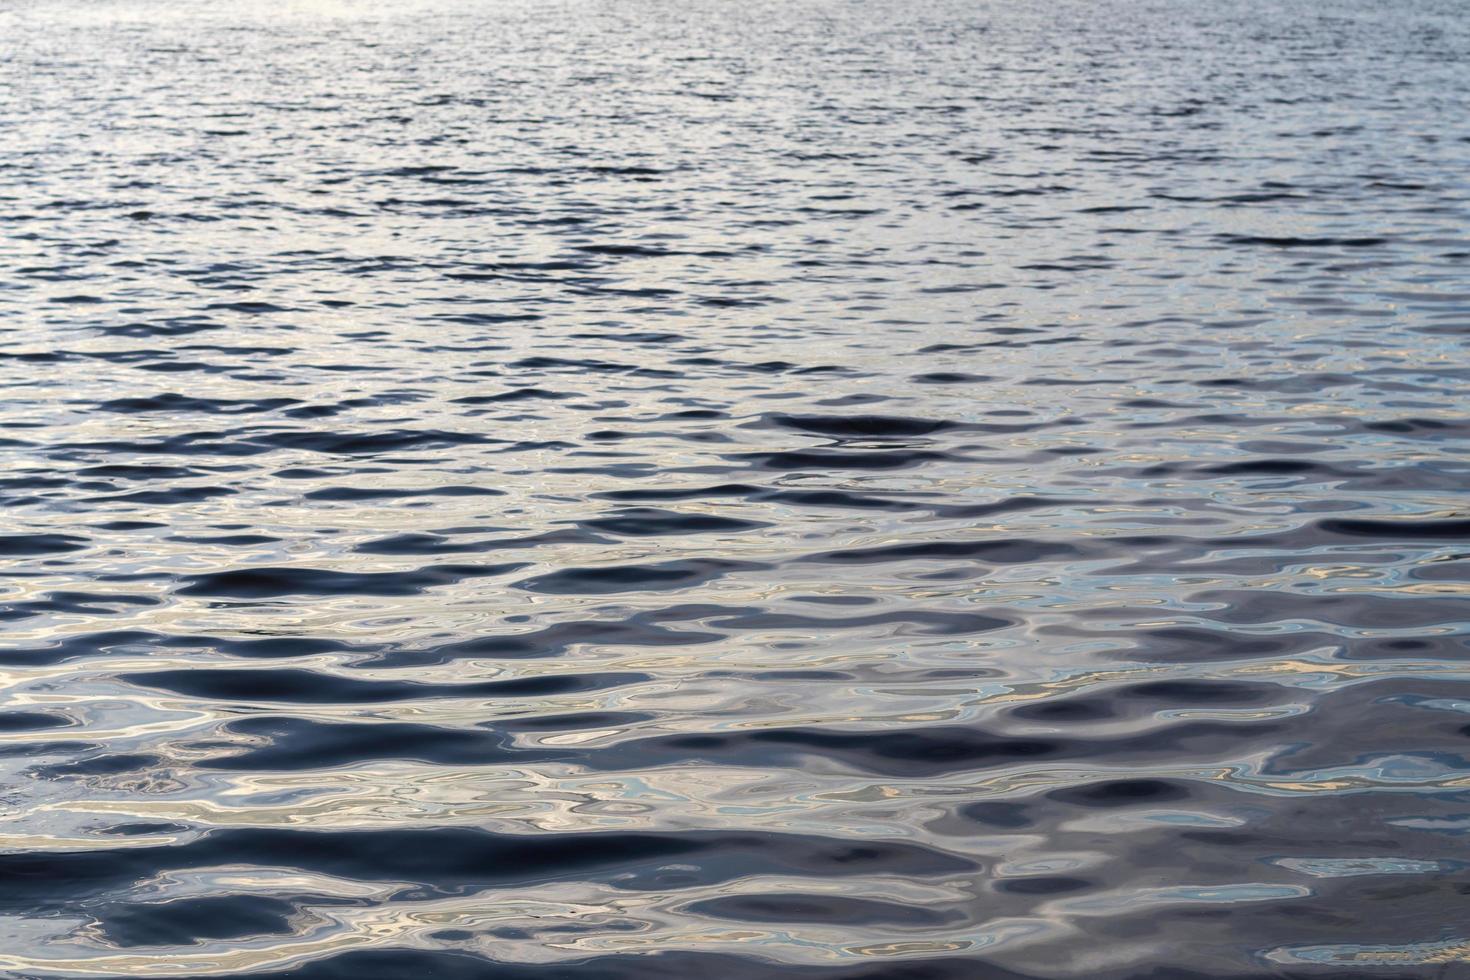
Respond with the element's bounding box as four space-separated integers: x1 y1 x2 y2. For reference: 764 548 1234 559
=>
2 0 1469 976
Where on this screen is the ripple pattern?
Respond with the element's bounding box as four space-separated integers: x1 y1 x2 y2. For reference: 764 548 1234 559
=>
1 0 1469 976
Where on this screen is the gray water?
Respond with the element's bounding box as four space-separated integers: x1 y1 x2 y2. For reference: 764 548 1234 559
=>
2 0 1469 976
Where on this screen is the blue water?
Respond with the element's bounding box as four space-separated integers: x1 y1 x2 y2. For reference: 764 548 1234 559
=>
1 0 1468 976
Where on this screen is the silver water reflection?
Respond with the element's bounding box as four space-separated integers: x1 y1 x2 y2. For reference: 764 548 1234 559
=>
1 0 1468 976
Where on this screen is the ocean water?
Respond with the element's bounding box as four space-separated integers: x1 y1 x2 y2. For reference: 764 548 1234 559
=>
1 0 1469 976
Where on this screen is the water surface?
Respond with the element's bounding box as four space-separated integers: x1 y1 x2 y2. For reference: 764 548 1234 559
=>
2 0 1469 976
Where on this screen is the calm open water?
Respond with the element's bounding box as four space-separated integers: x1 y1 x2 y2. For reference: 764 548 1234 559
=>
2 0 1469 977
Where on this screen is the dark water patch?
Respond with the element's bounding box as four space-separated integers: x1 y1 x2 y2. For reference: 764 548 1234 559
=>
1217 234 1390 248
366 613 727 667
94 895 301 947
688 893 959 926
1005 697 1119 722
0 532 88 555
570 331 687 345
247 428 497 455
764 413 957 437
96 319 222 339
97 485 239 504
120 667 647 704
705 609 1014 636
1046 778 1193 808
34 752 162 778
303 485 507 501
453 387 578 404
515 559 767 595
1410 561 1470 582
731 449 957 471
799 537 1087 566
579 507 770 537
910 372 995 384
1122 678 1280 704
1199 459 1349 478
593 483 763 502
1192 590 1469 629
935 495 1087 519
176 563 527 597
510 356 680 378
76 463 208 480
354 528 598 555
1062 623 1470 665
961 801 1036 829
600 720 1285 777
2 590 160 620
99 822 191 837
430 312 543 325
0 711 72 732
208 718 531 769
0 827 973 913
147 949 1011 980
169 532 282 545
994 875 1090 895
1315 517 1470 541
0 629 164 667
203 300 295 313
96 392 302 415
610 724 1055 776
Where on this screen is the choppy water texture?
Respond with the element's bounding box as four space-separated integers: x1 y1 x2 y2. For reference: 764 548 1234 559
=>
2 0 1469 976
